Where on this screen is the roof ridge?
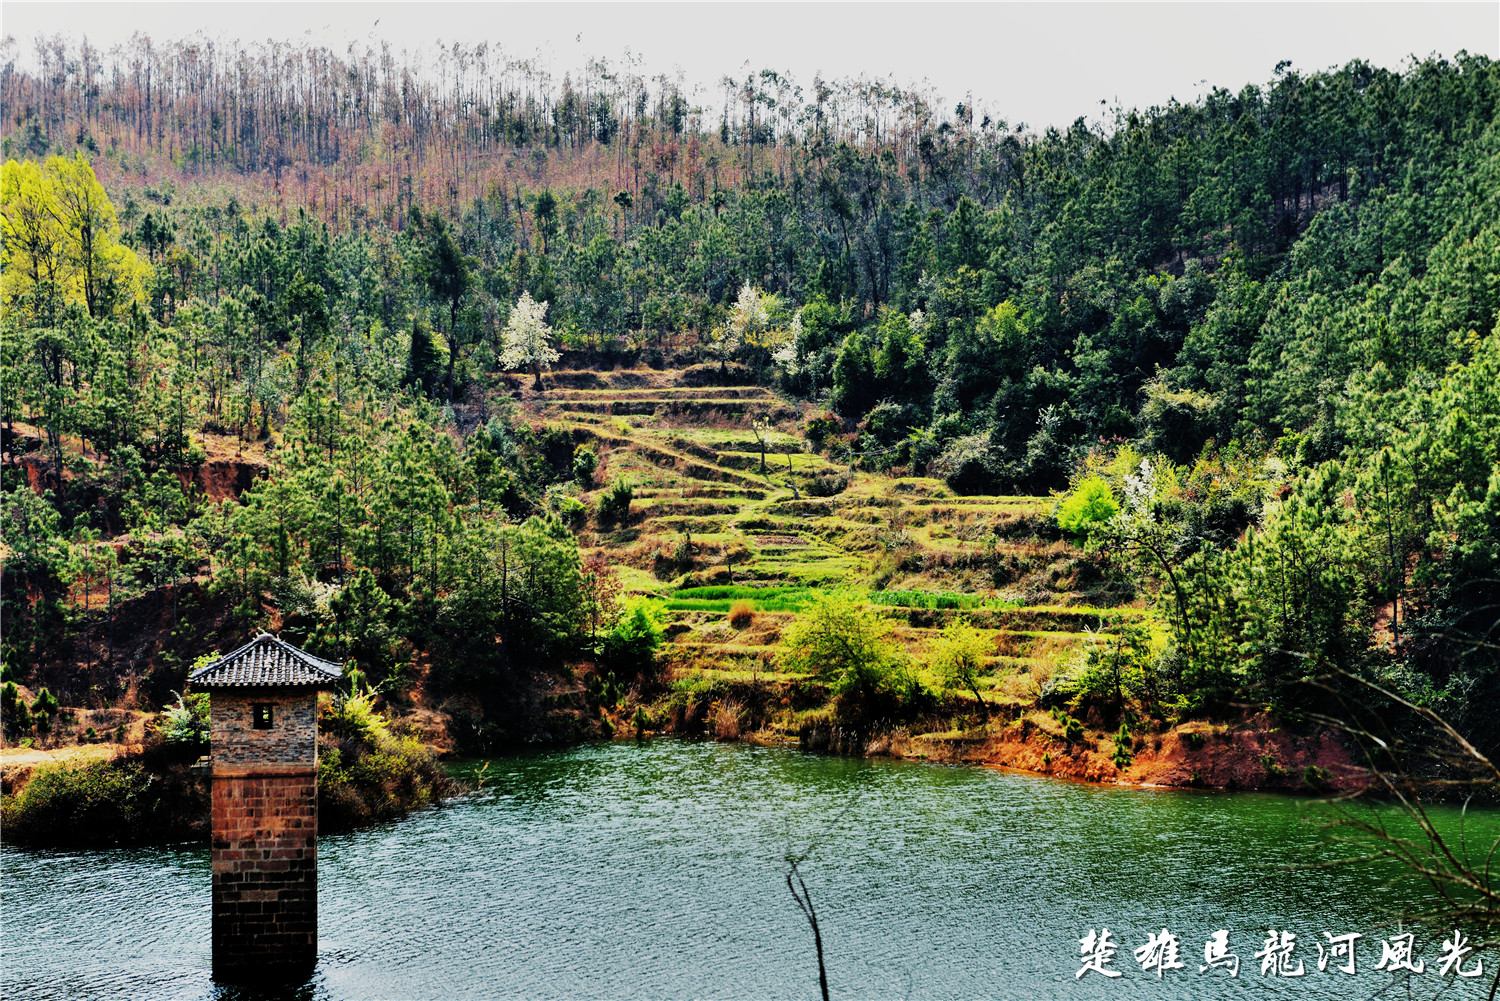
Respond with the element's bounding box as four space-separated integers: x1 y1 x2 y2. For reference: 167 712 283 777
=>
189 633 343 688
260 631 342 669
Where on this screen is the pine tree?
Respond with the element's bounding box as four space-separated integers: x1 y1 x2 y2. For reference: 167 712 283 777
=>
405 318 442 398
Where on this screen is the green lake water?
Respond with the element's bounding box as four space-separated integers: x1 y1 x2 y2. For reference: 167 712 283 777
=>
3 739 1494 999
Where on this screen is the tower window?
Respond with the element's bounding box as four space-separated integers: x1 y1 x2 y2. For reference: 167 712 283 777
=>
252 703 274 729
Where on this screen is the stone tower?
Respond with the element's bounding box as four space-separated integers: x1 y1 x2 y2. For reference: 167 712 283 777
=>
189 633 342 981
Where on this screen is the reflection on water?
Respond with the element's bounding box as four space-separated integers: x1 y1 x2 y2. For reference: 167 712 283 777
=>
3 740 1494 999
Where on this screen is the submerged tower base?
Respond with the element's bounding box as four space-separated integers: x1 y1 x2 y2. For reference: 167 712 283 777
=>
211 761 319 980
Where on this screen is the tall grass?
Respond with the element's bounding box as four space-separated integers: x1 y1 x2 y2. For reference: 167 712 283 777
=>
674 585 802 599
667 585 819 612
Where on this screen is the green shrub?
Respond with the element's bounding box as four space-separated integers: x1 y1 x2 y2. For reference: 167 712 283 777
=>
1054 476 1119 536
931 617 992 717
932 434 998 494
781 593 922 717
315 685 449 830
1054 624 1158 717
1037 671 1079 711
597 477 634 526
1302 765 1332 791
1 755 207 845
4 761 144 841
318 730 450 833
804 473 850 497
672 530 695 569
586 670 624 713
557 494 588 529
1111 722 1134 769
1139 379 1216 464
30 688 59 733
322 689 389 743
803 410 843 450
782 594 892 681
572 445 599 487
157 691 210 746
1 681 26 736
598 599 663 676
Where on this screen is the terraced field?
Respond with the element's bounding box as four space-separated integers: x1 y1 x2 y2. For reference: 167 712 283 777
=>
513 368 1142 705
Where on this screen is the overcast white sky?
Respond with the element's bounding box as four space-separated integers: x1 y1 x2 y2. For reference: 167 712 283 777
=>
4 2 1496 129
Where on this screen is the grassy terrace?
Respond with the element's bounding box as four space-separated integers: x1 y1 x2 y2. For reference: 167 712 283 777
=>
512 368 1140 696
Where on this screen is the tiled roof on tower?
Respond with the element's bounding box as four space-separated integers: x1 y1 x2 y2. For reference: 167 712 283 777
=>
188 633 343 688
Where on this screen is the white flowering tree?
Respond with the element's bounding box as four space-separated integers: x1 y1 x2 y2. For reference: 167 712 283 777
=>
707 281 770 372
1098 458 1197 659
771 308 803 377
500 291 559 388
729 281 770 340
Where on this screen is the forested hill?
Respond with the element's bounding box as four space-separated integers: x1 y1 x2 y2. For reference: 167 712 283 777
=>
4 44 1496 475
2 44 1498 765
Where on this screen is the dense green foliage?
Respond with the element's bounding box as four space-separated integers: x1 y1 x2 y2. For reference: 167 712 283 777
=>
597 599 665 676
0 746 208 845
0 155 605 710
3 51 1498 764
929 618 992 718
780 593 923 721
318 691 451 832
157 691 210 746
9 55 1495 477
1165 336 1500 731
1049 334 1500 757
1054 477 1119 536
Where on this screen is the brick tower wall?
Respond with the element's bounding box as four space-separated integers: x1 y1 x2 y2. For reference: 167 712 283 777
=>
209 689 321 979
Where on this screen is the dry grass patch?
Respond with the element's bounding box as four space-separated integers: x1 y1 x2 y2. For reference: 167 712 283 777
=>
999 660 1055 700
711 698 745 740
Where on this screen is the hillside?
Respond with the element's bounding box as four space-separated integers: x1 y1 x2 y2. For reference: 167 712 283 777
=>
4 47 1498 822
472 366 1359 792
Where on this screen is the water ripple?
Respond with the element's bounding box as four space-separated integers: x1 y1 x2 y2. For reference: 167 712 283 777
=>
3 741 1493 1000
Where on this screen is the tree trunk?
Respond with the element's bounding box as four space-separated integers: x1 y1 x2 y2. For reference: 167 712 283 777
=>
106 565 115 663
446 300 461 401
786 864 830 1001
